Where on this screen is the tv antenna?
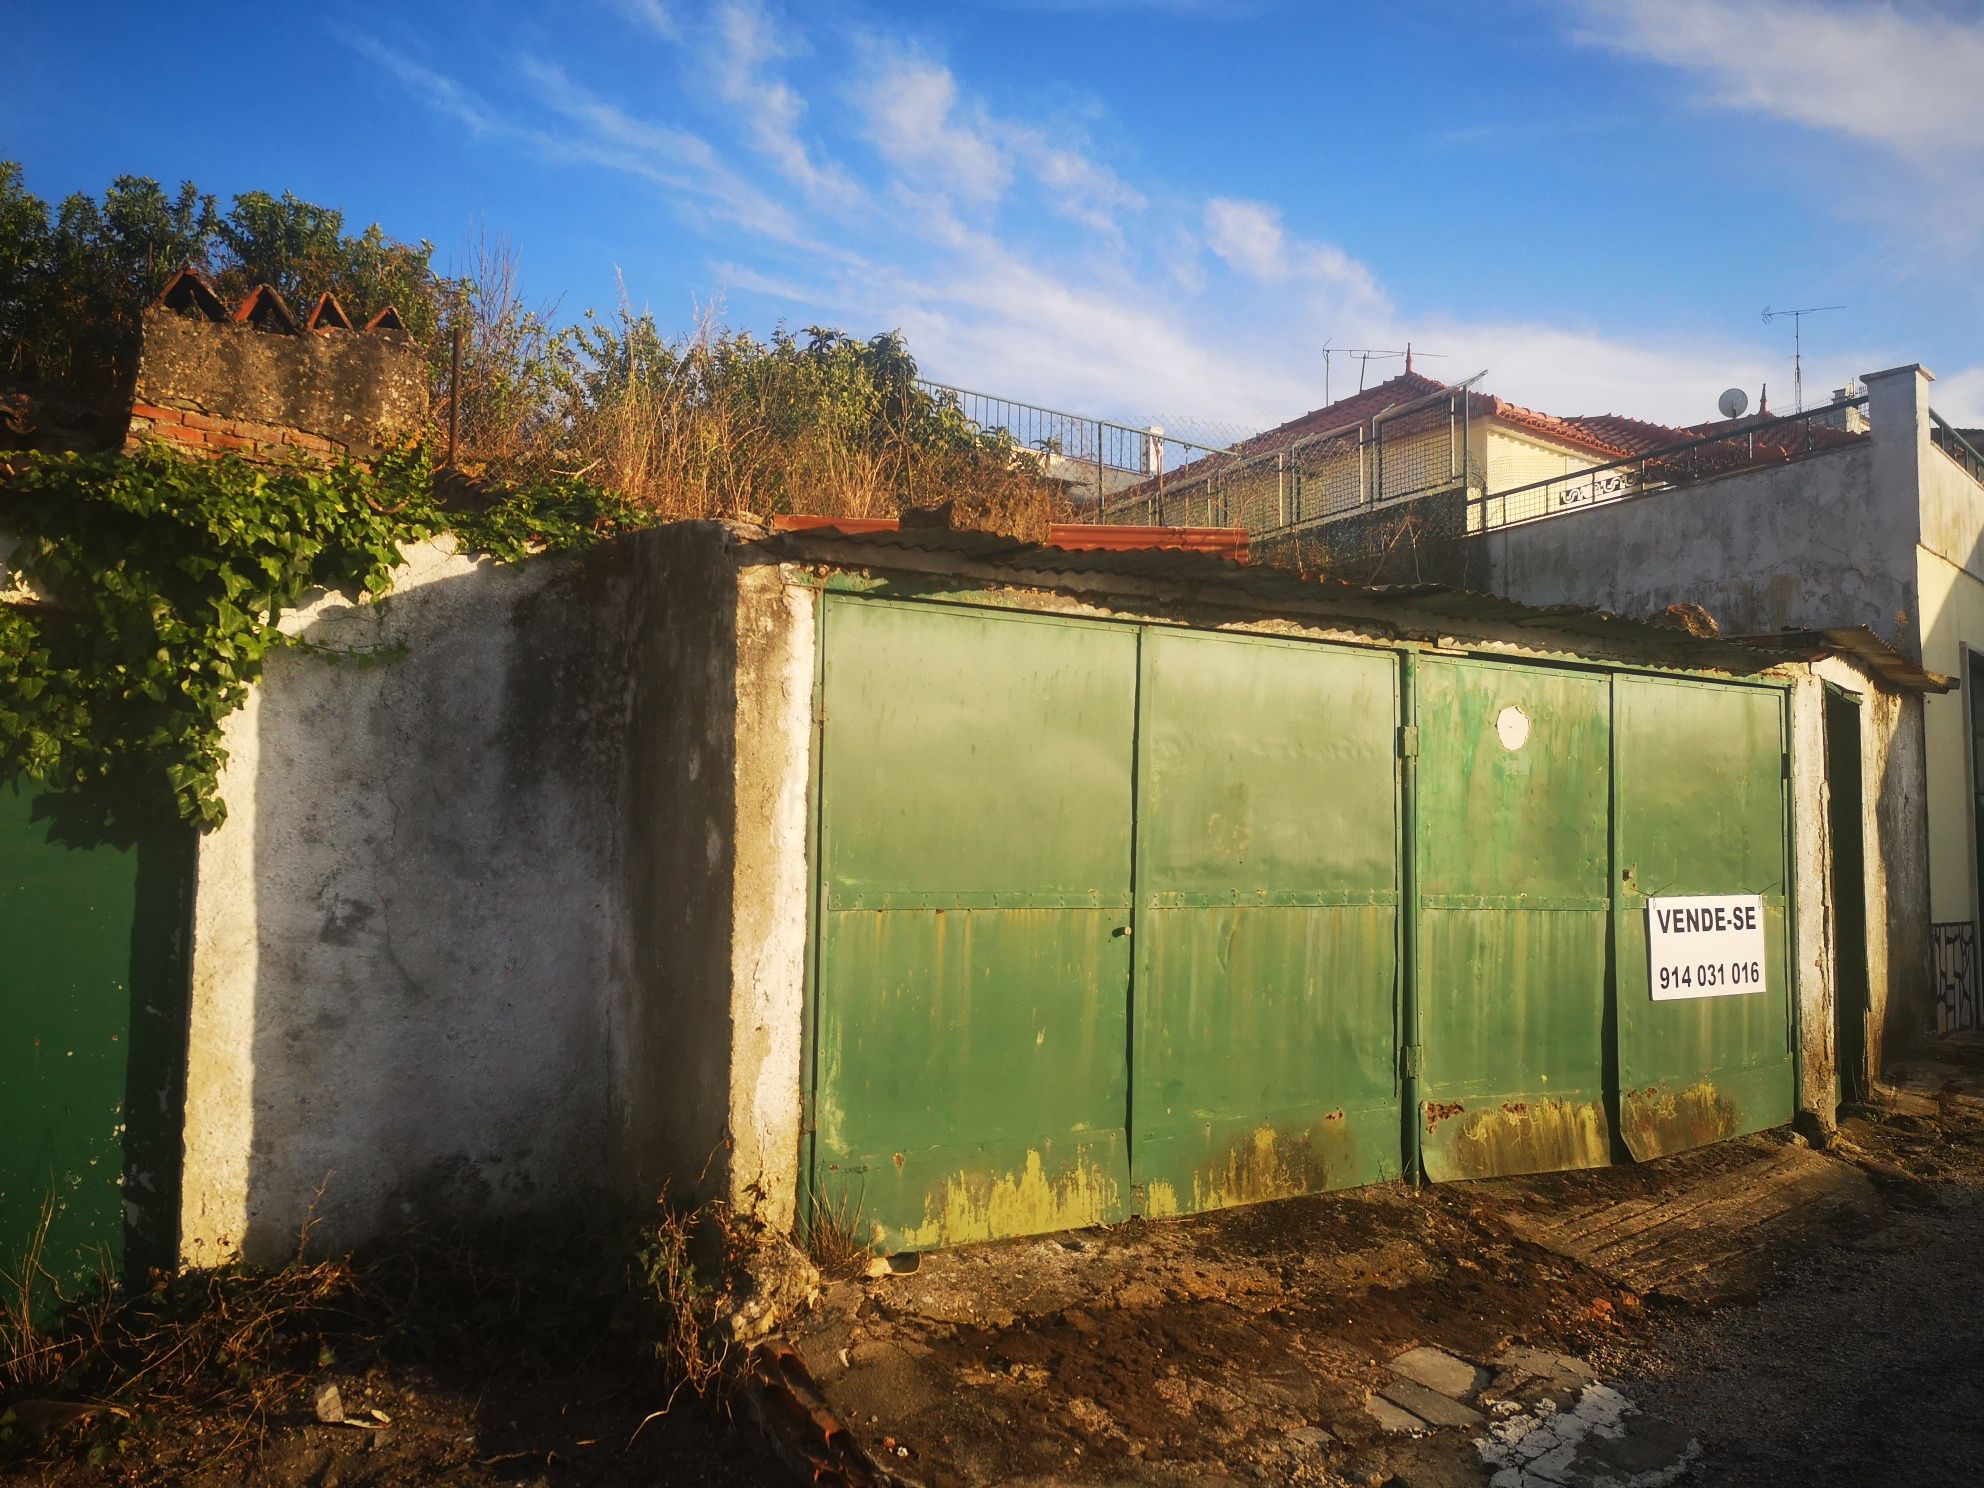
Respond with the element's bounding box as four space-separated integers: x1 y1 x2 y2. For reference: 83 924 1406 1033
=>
1324 343 1446 403
1761 303 1843 414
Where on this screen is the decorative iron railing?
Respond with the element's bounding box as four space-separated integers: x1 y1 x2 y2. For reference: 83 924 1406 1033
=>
1466 395 1870 533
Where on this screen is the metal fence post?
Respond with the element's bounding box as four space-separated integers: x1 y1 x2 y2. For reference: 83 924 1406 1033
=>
447 319 463 471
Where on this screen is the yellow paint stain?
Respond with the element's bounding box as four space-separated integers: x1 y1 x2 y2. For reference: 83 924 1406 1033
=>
1185 1120 1352 1213
896 1148 1119 1250
1446 1097 1609 1177
1622 1080 1740 1158
1143 1180 1181 1219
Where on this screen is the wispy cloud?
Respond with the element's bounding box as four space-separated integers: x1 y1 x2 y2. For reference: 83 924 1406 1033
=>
1569 0 1984 163
710 1 867 209
351 5 1966 434
613 0 681 42
856 46 1014 203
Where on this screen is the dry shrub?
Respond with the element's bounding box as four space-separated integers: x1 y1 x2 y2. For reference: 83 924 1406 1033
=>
804 1188 872 1284
438 246 1063 526
1 1192 762 1469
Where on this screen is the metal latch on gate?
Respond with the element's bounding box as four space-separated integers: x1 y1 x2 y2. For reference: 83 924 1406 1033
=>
1396 724 1420 758
1399 1044 1423 1079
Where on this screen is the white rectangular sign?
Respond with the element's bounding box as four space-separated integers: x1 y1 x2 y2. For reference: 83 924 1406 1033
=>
1647 894 1767 1001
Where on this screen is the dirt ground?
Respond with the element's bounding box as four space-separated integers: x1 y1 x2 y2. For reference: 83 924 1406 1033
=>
8 1056 1984 1486
785 1054 1984 1487
0 1221 786 1488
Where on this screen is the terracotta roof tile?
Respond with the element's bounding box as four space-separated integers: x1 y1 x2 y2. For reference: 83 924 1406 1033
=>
305 291 354 332
1561 413 1690 456
156 266 228 322
233 285 301 334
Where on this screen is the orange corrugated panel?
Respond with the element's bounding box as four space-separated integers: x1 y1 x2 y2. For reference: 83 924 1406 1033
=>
774 514 1248 562
1046 524 1248 561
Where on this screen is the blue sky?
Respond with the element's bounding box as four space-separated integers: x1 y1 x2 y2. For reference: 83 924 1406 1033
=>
8 0 1984 431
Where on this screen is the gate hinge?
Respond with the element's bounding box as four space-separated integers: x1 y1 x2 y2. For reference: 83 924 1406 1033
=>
1399 1044 1423 1079
1397 724 1420 759
1782 751 1792 780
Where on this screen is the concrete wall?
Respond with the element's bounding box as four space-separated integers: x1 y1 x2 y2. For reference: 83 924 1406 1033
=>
1791 659 1928 1094
1471 439 1907 650
182 531 753 1261
1896 364 1984 1029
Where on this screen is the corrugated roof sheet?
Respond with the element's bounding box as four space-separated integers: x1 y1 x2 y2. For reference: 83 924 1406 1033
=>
748 520 1831 679
1734 627 1954 694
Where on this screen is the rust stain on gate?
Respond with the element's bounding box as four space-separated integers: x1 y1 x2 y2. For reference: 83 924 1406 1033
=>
892 1150 1122 1251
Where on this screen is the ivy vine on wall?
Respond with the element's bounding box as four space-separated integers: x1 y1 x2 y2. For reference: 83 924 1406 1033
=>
0 446 642 829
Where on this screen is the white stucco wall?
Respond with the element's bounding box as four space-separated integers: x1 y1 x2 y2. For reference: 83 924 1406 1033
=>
182 537 645 1264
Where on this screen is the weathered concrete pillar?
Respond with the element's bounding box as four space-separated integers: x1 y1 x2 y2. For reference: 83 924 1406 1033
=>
1861 364 1932 659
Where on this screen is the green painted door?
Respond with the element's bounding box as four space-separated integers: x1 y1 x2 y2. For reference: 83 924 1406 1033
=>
1612 677 1794 1159
1 781 191 1318
1416 659 1613 1179
1132 630 1399 1218
812 598 1137 1251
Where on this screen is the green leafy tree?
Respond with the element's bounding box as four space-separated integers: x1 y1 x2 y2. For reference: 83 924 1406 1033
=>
0 163 439 398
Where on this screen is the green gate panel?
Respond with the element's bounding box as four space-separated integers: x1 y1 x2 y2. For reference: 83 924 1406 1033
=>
1 781 190 1318
1612 677 1794 1160
813 599 1136 1251
1417 660 1612 1180
1133 631 1400 1217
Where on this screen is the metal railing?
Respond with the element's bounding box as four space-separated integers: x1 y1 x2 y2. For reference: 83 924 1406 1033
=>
1097 377 1479 534
1466 396 1870 533
1932 410 1984 486
916 379 1233 506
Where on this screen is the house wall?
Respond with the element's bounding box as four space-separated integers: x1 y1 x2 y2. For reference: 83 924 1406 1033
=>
1481 424 1601 501
1902 368 1984 1031
1916 550 1984 1031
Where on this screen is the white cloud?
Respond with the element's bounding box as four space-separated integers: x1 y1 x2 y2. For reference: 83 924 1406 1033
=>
1203 197 1285 280
711 1 866 208
1203 197 1382 307
1570 0 1984 163
355 10 1930 440
849 42 1146 239
519 59 809 243
857 48 1013 202
615 0 681 41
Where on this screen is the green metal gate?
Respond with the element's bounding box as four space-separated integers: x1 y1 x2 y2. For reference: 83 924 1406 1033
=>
811 598 1138 1252
1414 658 1614 1180
1 781 191 1317
1132 629 1400 1217
1611 676 1795 1159
809 594 1800 1250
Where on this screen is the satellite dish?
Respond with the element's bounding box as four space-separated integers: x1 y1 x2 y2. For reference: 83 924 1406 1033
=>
1718 387 1750 419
